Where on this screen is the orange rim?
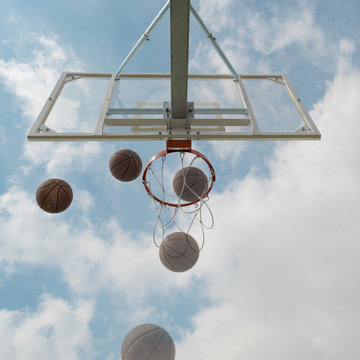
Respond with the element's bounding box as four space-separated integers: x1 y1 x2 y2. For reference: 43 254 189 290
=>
142 147 215 207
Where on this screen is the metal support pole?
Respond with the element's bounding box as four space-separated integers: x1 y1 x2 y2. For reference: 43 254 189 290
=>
115 0 170 79
170 0 190 119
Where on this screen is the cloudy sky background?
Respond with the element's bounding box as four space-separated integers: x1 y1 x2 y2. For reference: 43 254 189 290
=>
1 0 360 359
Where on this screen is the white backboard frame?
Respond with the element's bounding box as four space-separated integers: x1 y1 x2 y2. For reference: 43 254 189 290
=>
27 72 321 142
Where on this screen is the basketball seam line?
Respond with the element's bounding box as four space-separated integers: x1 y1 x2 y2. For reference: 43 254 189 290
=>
146 332 165 360
164 247 199 263
37 181 57 192
40 183 57 209
55 186 61 213
58 184 72 204
167 335 174 359
173 172 209 201
175 182 208 201
164 245 199 258
122 159 132 178
46 180 72 203
122 328 161 358
162 252 181 271
163 238 189 258
177 183 207 194
110 155 140 172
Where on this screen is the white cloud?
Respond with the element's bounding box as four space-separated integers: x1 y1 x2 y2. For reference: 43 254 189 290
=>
208 140 247 166
0 295 94 360
198 0 235 32
189 1 330 163
0 34 80 122
245 5 326 56
339 39 356 56
0 34 104 175
0 186 200 301
74 188 95 213
177 42 360 359
7 14 16 23
191 1 330 74
22 141 102 176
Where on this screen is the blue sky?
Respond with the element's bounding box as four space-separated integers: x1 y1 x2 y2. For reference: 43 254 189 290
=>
1 0 360 359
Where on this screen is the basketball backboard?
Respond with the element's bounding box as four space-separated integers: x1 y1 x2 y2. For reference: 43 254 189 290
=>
27 72 320 141
27 0 320 142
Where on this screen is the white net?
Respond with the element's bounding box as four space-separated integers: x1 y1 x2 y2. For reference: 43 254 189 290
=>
143 151 215 249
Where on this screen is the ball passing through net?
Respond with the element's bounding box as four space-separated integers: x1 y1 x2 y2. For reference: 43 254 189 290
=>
143 141 215 249
173 166 209 202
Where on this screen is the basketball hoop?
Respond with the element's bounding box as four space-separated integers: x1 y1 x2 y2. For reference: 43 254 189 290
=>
143 140 216 207
143 140 216 248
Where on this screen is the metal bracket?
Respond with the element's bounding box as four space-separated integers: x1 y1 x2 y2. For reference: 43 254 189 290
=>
186 102 194 134
39 125 57 134
295 124 311 133
265 76 286 86
163 101 172 134
64 75 87 83
164 101 194 135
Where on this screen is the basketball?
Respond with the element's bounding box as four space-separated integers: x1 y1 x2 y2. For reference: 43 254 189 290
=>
172 166 208 202
159 232 199 272
35 178 73 214
121 323 175 360
109 149 142 182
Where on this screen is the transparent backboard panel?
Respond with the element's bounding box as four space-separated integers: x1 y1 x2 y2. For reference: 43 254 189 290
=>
188 78 250 133
110 77 245 116
188 78 245 116
243 78 304 132
107 76 250 134
105 77 168 134
29 72 319 141
46 77 109 133
111 78 170 112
